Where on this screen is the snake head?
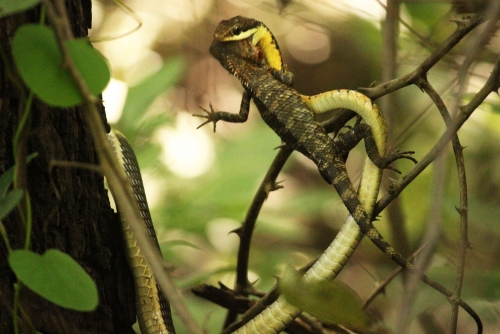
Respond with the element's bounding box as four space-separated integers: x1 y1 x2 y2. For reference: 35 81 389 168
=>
212 16 284 71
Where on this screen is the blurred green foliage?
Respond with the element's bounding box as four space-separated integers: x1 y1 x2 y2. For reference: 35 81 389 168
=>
105 1 500 332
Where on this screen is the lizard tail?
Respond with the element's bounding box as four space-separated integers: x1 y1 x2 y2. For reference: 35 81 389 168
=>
323 161 483 333
324 161 425 280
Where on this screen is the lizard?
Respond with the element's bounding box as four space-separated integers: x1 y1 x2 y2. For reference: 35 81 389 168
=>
197 17 396 333
202 18 391 334
196 16 482 334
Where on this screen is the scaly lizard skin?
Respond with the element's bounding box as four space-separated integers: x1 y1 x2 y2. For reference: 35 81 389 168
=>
201 17 407 266
198 16 482 334
198 18 393 334
212 18 391 334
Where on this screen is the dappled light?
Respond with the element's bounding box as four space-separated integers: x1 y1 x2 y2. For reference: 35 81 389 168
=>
2 0 500 333
90 1 500 332
157 113 215 178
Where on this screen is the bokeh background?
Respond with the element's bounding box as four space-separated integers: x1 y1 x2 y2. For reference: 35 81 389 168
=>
90 1 500 333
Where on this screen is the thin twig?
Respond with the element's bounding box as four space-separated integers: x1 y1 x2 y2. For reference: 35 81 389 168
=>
380 0 413 263
222 146 292 328
363 244 429 309
224 111 355 329
396 122 446 334
446 3 500 333
374 54 500 216
48 161 102 200
419 77 469 334
360 13 486 100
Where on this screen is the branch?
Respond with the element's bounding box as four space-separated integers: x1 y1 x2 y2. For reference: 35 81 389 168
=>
446 3 500 332
223 110 355 328
222 146 292 327
363 244 428 309
418 77 469 334
374 54 500 216
360 13 486 100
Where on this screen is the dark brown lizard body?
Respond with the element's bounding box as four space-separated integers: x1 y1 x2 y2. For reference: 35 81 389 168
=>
209 38 360 184
205 26 407 272
208 33 406 216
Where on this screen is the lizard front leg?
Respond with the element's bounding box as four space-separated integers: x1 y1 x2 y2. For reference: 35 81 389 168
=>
194 90 252 132
268 66 294 87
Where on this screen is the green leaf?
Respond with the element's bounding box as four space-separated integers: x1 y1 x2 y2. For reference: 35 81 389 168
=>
0 152 38 197
0 0 41 18
0 152 38 219
280 267 368 329
0 168 15 198
162 239 202 250
404 3 450 28
122 56 185 124
8 249 98 311
12 24 110 107
177 265 236 289
0 189 23 220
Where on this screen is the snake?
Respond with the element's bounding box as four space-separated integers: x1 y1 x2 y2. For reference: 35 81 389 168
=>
104 16 480 334
214 17 480 334
210 17 387 333
107 130 176 334
233 90 385 334
105 18 381 334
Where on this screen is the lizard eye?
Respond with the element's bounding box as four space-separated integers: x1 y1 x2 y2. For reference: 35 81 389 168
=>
232 26 241 36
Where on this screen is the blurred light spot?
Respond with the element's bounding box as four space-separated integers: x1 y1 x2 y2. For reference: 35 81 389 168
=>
103 78 128 124
248 270 260 286
96 11 161 71
124 50 163 85
337 0 387 21
157 113 214 178
285 24 330 65
89 1 103 33
206 218 240 253
226 0 266 8
141 171 164 209
149 0 213 23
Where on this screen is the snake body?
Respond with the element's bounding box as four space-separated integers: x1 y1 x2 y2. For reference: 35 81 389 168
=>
212 17 480 334
108 130 175 334
103 16 479 334
208 17 386 333
234 91 386 334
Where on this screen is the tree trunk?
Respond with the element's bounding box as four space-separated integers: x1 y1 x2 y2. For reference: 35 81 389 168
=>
0 2 136 333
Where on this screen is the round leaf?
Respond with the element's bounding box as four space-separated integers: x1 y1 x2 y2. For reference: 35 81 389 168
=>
67 38 111 100
0 189 23 221
280 267 368 329
8 249 98 311
12 24 110 107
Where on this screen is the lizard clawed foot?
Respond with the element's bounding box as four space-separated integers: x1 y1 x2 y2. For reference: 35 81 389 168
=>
381 150 417 174
193 102 219 132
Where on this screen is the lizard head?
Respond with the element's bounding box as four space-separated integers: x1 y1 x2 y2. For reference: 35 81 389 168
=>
211 16 283 71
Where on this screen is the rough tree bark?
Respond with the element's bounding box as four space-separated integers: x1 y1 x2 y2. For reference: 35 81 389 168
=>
0 1 136 333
